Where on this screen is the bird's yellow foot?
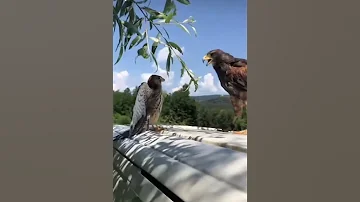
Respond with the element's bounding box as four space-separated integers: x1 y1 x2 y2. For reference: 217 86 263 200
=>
233 129 247 135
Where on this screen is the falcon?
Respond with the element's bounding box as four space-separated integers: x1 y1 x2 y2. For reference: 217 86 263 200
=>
202 49 248 135
129 75 165 137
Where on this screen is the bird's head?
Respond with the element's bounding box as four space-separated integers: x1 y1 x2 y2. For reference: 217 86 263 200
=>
202 49 225 66
148 74 165 89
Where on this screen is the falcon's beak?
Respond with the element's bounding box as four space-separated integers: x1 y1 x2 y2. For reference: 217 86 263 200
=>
160 77 165 82
202 55 212 66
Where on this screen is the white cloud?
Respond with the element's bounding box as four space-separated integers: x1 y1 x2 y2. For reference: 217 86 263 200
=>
171 72 227 96
113 70 129 91
140 46 185 87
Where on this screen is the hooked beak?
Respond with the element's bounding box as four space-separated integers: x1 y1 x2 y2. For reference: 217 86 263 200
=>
202 55 212 66
160 77 165 82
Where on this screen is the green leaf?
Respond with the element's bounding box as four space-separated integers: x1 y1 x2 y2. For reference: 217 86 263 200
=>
180 60 186 76
136 44 150 62
180 64 185 77
150 33 161 54
176 0 190 5
120 1 132 17
129 35 141 50
129 7 136 24
114 0 123 14
135 0 148 4
151 42 159 54
123 33 133 50
177 24 190 35
166 48 171 73
150 52 160 72
123 21 142 36
136 31 147 46
163 0 175 14
168 42 183 55
115 45 124 65
142 7 160 16
115 18 123 52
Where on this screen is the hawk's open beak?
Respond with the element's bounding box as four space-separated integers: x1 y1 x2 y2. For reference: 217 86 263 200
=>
202 55 212 66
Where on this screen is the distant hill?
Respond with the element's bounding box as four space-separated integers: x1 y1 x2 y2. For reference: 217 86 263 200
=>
192 94 233 110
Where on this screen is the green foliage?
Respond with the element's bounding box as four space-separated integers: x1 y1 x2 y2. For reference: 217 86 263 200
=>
113 0 200 91
160 84 198 125
113 113 131 125
113 88 135 117
113 87 247 131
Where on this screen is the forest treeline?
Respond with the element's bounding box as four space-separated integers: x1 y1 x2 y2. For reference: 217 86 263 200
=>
113 84 247 131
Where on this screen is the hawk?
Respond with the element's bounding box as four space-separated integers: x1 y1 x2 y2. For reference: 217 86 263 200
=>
202 49 247 135
129 75 165 137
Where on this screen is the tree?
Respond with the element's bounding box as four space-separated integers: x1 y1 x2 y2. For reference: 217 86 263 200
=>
160 84 197 125
113 0 199 91
214 109 233 131
113 88 134 117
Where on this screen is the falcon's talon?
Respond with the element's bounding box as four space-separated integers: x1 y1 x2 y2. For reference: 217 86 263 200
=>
149 125 165 133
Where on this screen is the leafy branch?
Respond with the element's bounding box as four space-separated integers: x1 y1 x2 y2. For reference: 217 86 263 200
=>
113 0 199 91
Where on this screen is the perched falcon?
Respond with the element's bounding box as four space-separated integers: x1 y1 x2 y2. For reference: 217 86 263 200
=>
129 75 165 137
202 49 247 134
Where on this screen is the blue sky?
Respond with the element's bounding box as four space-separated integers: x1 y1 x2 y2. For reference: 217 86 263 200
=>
113 0 247 95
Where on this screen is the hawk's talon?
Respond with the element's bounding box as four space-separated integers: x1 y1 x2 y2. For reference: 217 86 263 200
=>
233 130 247 135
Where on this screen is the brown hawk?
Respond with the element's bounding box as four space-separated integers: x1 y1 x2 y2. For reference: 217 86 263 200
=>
129 75 165 137
202 49 247 135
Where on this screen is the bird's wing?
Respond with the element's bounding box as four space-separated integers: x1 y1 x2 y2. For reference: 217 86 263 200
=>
129 82 151 137
221 63 247 92
231 58 247 67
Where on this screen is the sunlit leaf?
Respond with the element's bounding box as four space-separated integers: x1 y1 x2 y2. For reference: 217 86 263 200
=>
149 37 160 43
190 25 197 36
165 11 175 23
168 42 183 55
177 24 190 35
155 19 175 24
183 16 195 24
176 0 190 5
